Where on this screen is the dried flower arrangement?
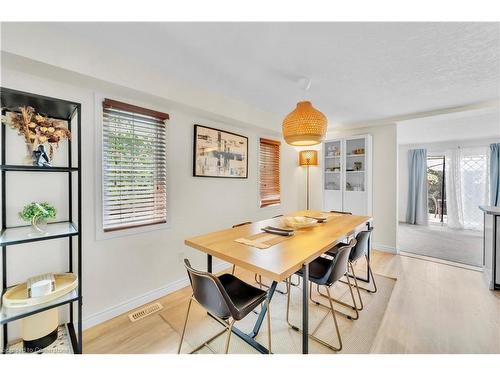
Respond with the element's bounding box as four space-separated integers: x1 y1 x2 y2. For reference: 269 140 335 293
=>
1 106 71 160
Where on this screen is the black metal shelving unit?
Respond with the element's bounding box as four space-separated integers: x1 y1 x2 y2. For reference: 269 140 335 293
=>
0 87 82 354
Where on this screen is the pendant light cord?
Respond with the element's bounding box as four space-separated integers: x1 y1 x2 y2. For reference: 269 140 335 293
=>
299 77 312 101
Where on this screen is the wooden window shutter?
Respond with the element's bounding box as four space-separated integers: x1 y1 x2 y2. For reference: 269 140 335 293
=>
102 99 168 231
259 138 281 207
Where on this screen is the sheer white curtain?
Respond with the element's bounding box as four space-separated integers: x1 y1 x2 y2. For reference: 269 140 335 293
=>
445 146 489 230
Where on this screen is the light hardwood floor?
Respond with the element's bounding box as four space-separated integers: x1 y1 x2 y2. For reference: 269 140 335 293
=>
83 250 500 354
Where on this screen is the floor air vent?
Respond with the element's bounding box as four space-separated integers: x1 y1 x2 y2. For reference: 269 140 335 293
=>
128 302 163 322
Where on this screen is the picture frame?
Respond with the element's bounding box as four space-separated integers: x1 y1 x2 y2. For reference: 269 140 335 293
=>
193 124 249 178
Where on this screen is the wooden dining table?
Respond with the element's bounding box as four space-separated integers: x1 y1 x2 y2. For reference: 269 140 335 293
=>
184 210 372 354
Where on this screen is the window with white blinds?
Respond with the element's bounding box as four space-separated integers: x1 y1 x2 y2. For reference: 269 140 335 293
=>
102 99 169 232
259 138 281 207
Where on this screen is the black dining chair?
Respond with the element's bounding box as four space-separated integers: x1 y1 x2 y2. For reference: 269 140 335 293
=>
323 228 377 311
178 259 272 354
286 239 357 352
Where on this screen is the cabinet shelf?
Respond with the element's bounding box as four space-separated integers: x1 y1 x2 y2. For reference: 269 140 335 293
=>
0 165 78 172
1 86 82 354
0 289 79 325
0 222 78 246
323 135 371 216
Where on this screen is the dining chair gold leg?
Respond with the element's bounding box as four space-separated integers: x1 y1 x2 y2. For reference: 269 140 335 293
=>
366 255 378 293
307 286 342 352
178 296 193 354
348 261 364 311
311 309 330 336
344 271 360 320
325 287 342 351
255 273 289 295
286 278 342 352
283 279 290 295
309 280 313 303
285 277 304 332
312 282 359 320
255 273 261 288
224 320 235 354
340 255 378 294
180 297 238 354
231 265 236 275
266 298 272 354
188 327 229 354
289 274 300 287
286 277 292 325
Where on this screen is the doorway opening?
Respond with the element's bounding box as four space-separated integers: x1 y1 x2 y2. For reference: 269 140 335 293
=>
398 147 487 267
427 155 446 224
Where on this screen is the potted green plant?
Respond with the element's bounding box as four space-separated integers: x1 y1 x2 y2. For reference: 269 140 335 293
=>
19 202 56 234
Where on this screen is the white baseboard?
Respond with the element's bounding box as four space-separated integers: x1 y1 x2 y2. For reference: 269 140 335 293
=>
373 243 398 254
82 261 232 330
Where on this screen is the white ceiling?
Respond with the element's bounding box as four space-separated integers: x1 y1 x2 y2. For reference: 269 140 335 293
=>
6 22 500 127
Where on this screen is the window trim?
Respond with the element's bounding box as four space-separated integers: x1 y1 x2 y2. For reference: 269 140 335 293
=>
103 98 169 121
259 137 281 208
94 93 171 240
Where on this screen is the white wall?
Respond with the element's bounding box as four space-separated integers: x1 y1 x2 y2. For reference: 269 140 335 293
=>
398 109 499 145
0 54 301 339
309 124 398 252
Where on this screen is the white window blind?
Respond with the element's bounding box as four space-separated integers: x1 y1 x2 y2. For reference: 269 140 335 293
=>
102 99 168 232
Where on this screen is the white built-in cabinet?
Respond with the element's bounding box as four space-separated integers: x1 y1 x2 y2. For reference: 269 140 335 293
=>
322 134 372 216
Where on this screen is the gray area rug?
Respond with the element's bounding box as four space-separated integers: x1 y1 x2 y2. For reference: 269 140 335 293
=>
163 274 396 354
397 223 482 266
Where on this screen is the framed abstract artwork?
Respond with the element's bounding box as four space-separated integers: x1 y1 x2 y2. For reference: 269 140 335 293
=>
193 125 248 178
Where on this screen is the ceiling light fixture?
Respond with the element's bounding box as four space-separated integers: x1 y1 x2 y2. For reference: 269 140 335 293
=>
282 78 327 146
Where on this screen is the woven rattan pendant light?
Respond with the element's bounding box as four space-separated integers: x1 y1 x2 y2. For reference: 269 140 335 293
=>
282 78 327 146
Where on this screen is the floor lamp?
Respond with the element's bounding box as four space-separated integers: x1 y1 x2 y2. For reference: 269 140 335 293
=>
299 150 318 210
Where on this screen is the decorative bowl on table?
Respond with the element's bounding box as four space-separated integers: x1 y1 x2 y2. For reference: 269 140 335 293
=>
280 216 317 229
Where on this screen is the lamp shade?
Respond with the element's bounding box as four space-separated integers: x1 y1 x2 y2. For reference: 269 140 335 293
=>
299 150 318 166
282 101 327 146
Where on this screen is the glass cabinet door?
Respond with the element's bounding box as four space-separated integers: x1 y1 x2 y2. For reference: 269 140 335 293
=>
345 138 365 192
324 140 341 191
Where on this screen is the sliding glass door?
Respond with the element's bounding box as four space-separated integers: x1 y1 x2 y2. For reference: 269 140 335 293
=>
427 156 447 224
427 148 489 230
399 146 488 267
